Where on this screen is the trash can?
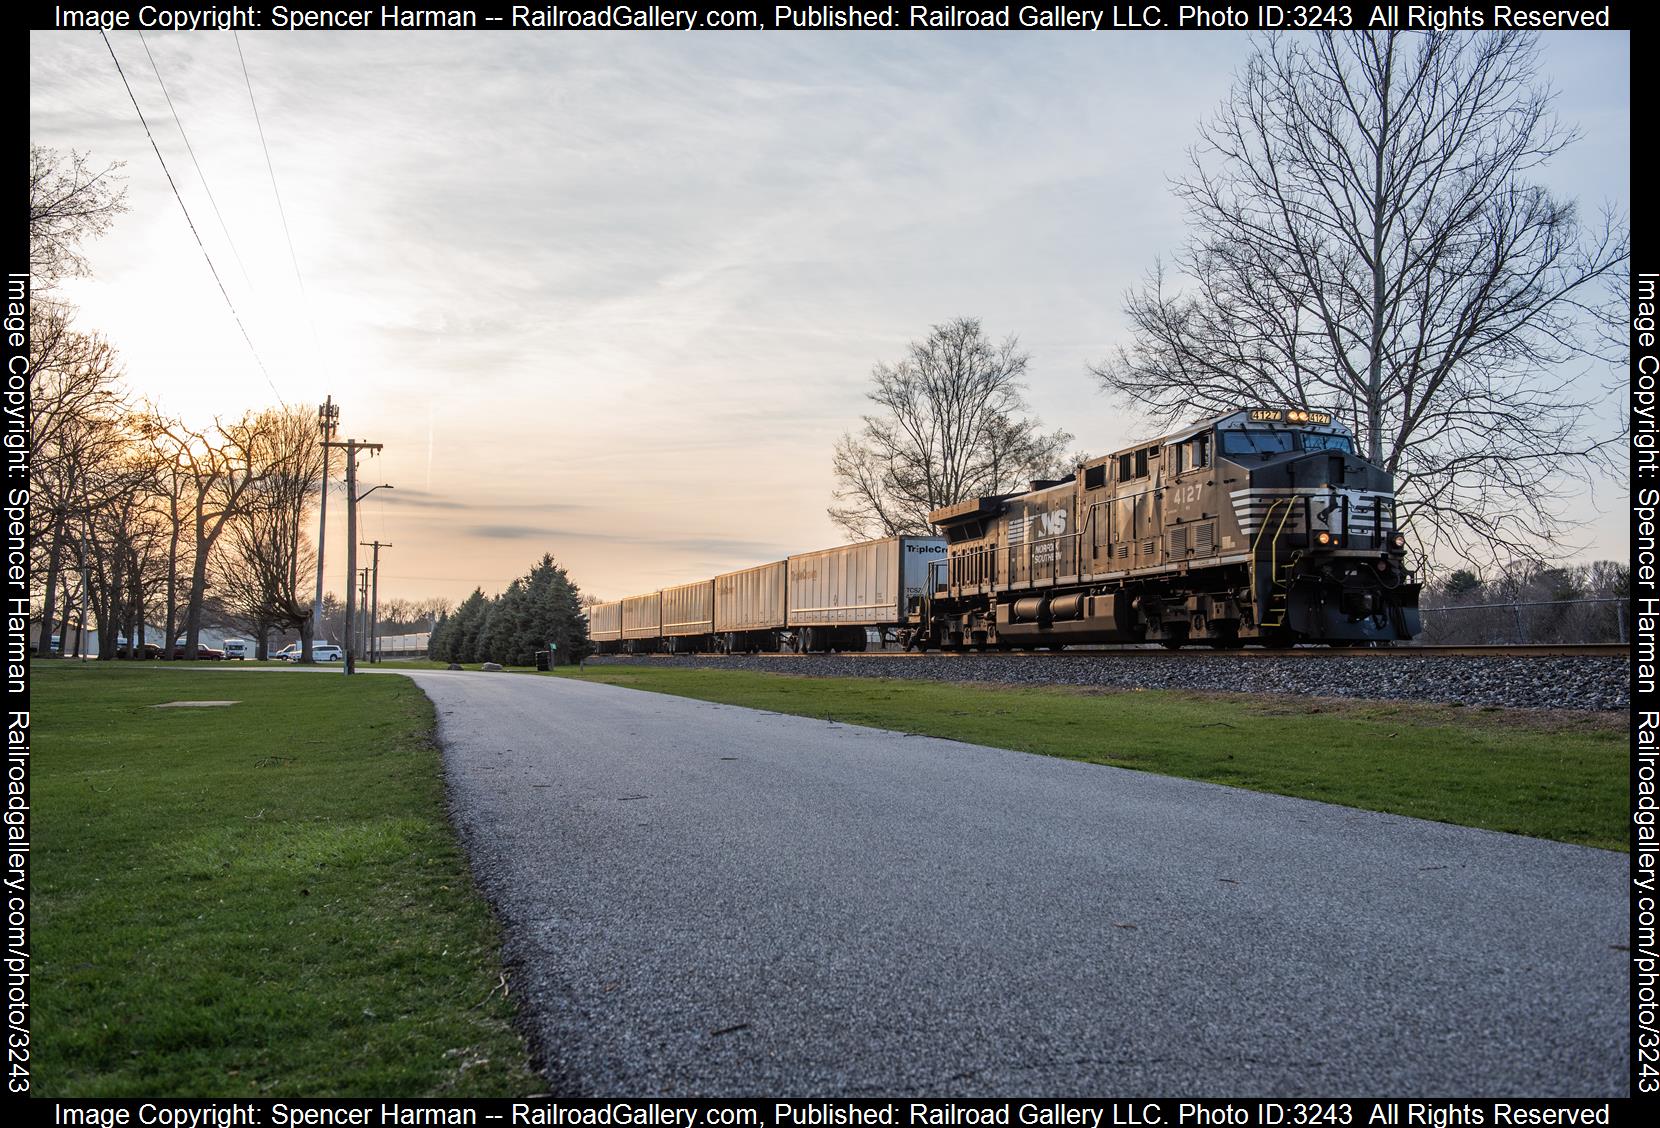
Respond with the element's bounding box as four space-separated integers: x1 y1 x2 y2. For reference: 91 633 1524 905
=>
534 650 551 671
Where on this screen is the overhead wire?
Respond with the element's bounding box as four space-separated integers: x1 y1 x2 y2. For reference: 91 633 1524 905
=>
234 31 328 378
100 29 288 408
137 31 255 293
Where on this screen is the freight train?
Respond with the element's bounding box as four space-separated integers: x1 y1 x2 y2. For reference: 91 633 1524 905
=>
588 407 1421 652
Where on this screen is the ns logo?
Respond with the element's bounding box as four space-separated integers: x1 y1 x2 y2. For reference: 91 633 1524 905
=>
1017 509 1068 540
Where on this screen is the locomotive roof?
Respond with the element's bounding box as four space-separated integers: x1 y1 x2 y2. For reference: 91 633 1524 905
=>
1161 408 1352 444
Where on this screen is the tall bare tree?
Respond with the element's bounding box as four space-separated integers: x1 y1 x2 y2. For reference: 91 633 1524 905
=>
1092 32 1627 567
147 414 276 658
212 409 324 658
77 438 167 660
830 318 1075 539
29 308 130 655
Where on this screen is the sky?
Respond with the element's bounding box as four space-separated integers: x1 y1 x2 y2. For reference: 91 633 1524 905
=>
29 29 1632 607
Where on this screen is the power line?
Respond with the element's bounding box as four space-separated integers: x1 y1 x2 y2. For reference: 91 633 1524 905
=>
137 32 255 292
100 30 287 408
234 32 327 377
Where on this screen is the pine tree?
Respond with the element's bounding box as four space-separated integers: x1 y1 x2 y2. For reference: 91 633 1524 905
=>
437 588 488 663
519 553 590 666
478 579 528 665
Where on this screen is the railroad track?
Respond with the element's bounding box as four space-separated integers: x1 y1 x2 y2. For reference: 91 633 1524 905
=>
608 643 1628 660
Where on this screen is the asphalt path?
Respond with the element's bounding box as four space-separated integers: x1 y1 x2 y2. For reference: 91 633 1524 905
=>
403 669 1628 1097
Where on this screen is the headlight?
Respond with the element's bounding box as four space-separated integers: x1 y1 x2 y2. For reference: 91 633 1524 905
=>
1391 533 1406 548
1316 531 1334 546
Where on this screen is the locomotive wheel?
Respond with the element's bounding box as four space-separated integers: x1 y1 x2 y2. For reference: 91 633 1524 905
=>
1208 624 1245 650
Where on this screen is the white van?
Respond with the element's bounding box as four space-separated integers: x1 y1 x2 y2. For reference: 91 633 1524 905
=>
223 639 251 660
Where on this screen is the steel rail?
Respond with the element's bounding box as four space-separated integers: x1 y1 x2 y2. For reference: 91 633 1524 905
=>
602 643 1628 660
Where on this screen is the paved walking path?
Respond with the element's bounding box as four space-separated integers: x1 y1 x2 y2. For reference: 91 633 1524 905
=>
407 669 1627 1096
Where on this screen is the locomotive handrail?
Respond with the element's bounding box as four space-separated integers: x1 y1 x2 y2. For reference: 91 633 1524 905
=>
1249 497 1296 626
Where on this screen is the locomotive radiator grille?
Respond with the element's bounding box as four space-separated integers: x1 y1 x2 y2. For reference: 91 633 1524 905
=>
1166 522 1218 558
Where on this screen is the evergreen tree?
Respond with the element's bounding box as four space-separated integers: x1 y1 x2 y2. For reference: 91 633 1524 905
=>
436 588 487 663
460 597 494 664
519 553 590 665
432 555 592 667
427 609 453 661
477 579 528 664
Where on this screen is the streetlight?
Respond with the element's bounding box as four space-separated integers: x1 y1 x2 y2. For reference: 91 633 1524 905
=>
343 481 393 675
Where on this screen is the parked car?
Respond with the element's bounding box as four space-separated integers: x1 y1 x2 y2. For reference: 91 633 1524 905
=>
115 639 161 660
222 639 251 660
170 641 224 660
274 643 344 662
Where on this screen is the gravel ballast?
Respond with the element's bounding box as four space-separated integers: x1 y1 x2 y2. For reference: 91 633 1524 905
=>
588 652 1630 711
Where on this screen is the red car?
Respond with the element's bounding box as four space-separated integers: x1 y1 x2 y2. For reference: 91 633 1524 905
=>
169 643 225 660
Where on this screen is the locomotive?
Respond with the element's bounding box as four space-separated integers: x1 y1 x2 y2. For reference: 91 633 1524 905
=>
587 407 1420 653
912 407 1420 649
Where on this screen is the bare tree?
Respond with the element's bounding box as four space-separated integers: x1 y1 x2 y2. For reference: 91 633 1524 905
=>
1092 32 1627 568
830 318 1075 539
77 439 167 660
212 409 324 658
147 414 276 658
30 146 127 288
29 307 130 656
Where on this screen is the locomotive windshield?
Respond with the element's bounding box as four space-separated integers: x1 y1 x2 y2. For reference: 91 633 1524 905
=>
1220 431 1294 455
1299 432 1354 453
1219 430 1354 456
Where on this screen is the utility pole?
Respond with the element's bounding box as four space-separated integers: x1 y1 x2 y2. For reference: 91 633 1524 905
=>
362 540 392 663
310 397 339 661
324 437 387 676
357 568 371 659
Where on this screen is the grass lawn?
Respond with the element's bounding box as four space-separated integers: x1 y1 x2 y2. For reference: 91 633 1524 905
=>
557 665 1628 851
31 663 542 1097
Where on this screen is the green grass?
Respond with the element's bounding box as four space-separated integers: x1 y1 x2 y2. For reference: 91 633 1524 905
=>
558 665 1628 851
31 663 542 1097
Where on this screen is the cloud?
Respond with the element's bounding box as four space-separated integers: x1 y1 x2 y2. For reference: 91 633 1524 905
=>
467 524 551 540
388 488 587 513
461 523 788 560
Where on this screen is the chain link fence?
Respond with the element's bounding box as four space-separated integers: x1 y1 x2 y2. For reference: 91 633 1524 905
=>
1416 597 1628 645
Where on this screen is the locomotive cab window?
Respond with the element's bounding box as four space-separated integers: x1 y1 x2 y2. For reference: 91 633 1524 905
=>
1135 448 1149 478
1300 432 1354 453
1117 453 1132 481
1220 430 1295 456
1085 463 1107 490
1173 434 1212 474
